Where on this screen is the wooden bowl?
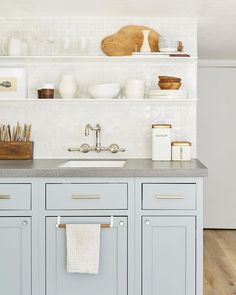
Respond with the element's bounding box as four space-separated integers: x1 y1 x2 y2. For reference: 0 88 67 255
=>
158 82 182 90
158 76 181 83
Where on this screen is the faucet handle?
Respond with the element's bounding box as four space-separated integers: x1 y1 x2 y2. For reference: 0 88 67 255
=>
96 124 101 130
109 144 126 153
68 143 90 153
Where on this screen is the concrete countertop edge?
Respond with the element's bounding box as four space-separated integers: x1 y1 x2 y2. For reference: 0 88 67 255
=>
0 159 208 178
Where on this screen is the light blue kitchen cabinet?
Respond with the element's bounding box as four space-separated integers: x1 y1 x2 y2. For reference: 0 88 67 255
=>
0 176 204 295
0 217 31 295
142 216 195 295
46 216 128 295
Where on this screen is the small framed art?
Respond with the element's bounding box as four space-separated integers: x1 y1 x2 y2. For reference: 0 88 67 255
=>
0 68 27 99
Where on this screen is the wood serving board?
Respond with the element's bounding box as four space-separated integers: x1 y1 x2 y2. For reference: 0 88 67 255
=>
101 25 183 56
101 25 159 56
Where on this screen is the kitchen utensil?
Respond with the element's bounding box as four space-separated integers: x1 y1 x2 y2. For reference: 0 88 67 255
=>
172 141 191 161
152 124 172 161
78 37 89 54
158 76 181 83
40 83 55 99
158 82 182 90
58 75 77 99
0 122 31 142
158 37 179 53
132 51 187 56
2 38 25 56
21 41 29 55
124 79 145 99
149 89 188 99
101 25 159 56
125 79 145 85
0 141 33 160
88 83 120 99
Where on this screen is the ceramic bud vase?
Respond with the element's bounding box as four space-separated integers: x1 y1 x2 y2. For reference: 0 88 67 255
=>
58 75 77 99
140 30 151 53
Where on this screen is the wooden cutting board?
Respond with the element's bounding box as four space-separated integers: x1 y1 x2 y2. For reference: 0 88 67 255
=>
101 25 159 56
101 25 183 56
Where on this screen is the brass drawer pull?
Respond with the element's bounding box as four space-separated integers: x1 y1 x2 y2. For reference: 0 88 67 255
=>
0 195 11 200
155 195 184 200
71 194 101 200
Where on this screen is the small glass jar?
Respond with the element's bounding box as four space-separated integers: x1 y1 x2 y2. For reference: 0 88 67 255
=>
152 124 172 161
171 141 191 161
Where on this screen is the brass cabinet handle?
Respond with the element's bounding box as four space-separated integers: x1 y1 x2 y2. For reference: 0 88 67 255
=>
71 194 101 200
155 195 184 200
0 195 11 200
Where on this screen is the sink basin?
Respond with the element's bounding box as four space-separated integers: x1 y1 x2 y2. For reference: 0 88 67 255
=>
59 160 126 168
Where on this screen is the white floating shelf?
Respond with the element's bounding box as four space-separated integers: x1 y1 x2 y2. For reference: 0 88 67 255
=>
0 98 198 102
0 55 198 64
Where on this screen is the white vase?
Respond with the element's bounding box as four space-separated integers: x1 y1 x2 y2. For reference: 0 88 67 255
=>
140 30 151 53
58 75 77 99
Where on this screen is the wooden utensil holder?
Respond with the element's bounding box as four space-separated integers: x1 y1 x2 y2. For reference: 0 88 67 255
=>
0 141 34 160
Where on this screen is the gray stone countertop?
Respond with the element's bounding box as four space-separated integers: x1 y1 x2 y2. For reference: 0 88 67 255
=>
0 159 208 178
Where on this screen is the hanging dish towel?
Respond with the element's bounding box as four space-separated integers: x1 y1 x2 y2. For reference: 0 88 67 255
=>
66 224 101 274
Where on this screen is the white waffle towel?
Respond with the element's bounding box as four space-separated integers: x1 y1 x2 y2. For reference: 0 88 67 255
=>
66 224 101 274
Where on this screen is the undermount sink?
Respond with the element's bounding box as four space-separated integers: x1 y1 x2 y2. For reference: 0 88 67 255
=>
58 160 126 168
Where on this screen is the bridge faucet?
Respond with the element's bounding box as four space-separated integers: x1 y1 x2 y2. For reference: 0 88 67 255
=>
68 123 126 154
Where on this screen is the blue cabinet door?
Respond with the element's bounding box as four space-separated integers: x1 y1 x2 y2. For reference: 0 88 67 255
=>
0 217 31 295
142 216 195 295
46 216 127 295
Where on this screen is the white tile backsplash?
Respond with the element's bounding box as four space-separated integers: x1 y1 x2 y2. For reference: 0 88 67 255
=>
0 100 197 159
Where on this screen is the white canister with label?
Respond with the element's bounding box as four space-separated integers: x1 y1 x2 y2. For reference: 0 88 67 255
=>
171 141 191 161
152 124 172 161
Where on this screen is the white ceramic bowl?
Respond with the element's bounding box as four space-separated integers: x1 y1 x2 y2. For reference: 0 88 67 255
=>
124 85 145 92
124 89 145 99
88 83 121 99
125 79 145 86
125 94 145 99
125 90 145 95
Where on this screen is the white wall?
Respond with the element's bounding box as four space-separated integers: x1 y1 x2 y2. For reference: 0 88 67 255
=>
198 62 236 228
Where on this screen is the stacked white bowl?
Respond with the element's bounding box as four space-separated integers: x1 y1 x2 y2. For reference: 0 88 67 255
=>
123 79 145 99
88 83 121 99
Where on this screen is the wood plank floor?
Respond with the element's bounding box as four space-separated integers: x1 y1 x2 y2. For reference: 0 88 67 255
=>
204 230 236 295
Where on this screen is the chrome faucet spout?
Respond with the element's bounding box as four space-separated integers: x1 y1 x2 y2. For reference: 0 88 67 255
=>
85 124 93 136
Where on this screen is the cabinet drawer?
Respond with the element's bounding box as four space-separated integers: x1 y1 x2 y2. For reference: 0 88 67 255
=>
142 183 196 210
0 184 31 210
46 183 128 210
